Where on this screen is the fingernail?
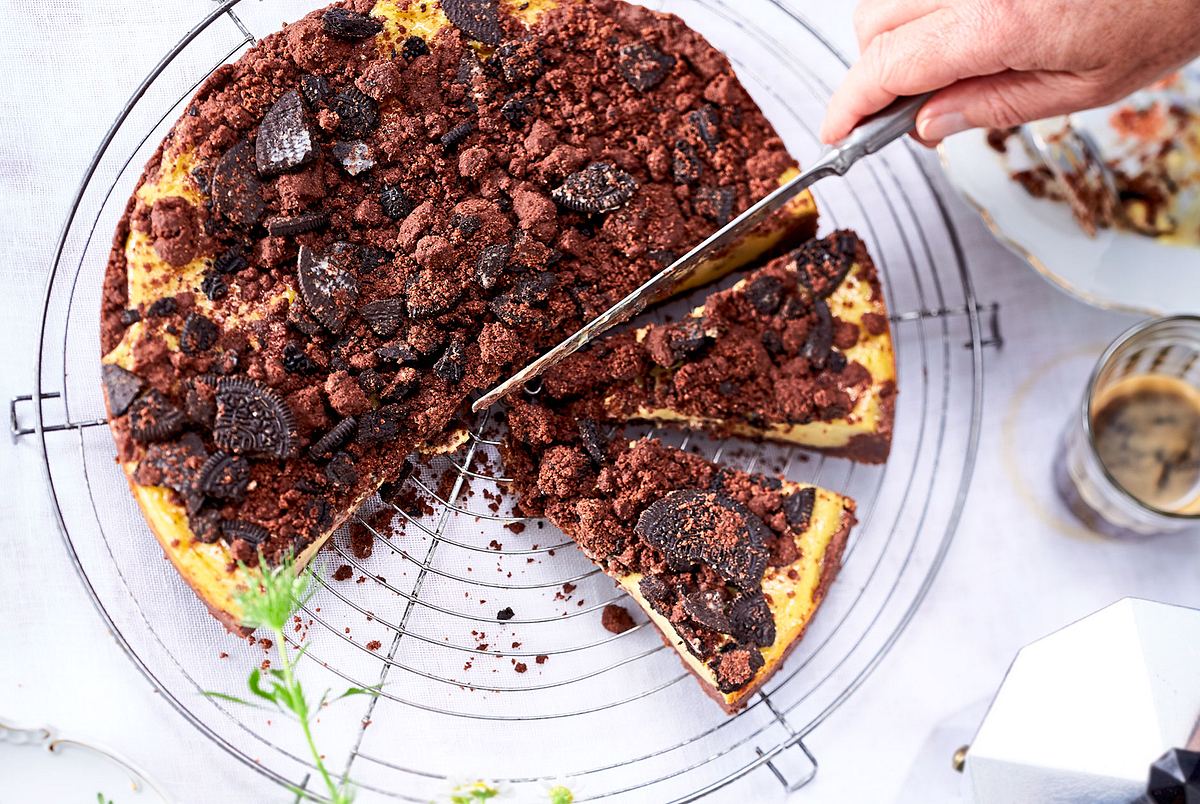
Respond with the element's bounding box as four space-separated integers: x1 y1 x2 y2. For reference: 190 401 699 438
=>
917 111 969 142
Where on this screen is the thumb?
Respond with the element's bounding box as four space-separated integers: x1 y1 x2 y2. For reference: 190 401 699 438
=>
914 70 1105 143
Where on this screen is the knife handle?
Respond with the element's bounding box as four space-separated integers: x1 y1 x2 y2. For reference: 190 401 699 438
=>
820 93 934 175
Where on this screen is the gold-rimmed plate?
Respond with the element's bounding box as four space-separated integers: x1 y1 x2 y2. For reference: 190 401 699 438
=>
939 65 1200 315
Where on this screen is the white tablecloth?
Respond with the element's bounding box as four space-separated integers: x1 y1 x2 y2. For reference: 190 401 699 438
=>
3 3 1199 802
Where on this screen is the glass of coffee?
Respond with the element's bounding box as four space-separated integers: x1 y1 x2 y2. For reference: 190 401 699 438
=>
1056 316 1200 537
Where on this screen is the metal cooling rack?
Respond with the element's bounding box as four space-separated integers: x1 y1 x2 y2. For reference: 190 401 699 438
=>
14 1 994 800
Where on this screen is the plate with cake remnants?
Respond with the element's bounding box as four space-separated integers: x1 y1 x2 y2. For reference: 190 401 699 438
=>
940 60 1200 315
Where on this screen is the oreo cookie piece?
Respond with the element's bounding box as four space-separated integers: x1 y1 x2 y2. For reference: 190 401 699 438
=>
552 162 639 214
297 246 360 334
377 458 416 503
433 338 466 384
184 375 219 426
334 241 391 274
638 574 674 615
146 297 177 318
134 433 207 494
128 389 185 444
501 93 533 127
375 342 421 366
577 418 608 466
681 589 731 633
180 312 219 355
782 486 816 531
794 231 858 298
222 519 269 546
801 297 833 367
475 243 511 290
381 367 418 401
511 271 555 306
300 73 332 105
212 377 296 459
401 35 429 59
616 42 675 92
360 296 405 338
380 184 415 221
356 404 404 444
688 105 722 152
454 213 480 237
827 350 847 373
321 8 383 40
196 451 251 502
696 186 736 226
494 40 544 84
200 272 228 302
442 0 503 46
325 451 358 488
189 509 223 544
255 90 316 176
729 592 776 647
440 119 475 151
212 247 248 275
266 211 328 236
102 363 144 416
332 140 375 176
745 275 783 316
645 317 710 368
634 489 770 590
212 140 265 228
310 417 357 459
281 342 319 375
333 87 379 139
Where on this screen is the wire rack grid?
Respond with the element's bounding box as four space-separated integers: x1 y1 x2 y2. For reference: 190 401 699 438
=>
15 0 992 800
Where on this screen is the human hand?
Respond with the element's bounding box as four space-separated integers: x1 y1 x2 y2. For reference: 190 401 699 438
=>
820 0 1200 145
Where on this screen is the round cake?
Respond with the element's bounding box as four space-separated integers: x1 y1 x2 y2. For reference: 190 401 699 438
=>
99 0 819 630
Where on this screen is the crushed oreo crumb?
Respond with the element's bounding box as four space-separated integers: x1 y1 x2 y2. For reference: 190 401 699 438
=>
552 162 639 214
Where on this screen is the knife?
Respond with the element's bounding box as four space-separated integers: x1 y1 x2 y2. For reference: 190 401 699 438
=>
472 93 932 413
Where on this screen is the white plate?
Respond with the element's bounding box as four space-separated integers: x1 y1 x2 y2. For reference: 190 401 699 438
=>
0 721 168 803
939 67 1200 315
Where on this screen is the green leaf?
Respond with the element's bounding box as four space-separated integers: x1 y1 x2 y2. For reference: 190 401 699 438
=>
202 690 271 710
336 684 382 700
547 786 574 804
247 668 279 704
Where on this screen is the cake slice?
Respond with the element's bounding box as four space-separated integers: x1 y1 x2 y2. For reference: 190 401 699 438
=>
99 0 820 632
540 230 896 463
503 403 854 711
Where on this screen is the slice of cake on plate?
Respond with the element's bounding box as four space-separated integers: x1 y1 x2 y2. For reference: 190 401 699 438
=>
503 402 854 711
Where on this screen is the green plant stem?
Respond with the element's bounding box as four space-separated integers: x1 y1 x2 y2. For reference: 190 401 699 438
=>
271 622 339 802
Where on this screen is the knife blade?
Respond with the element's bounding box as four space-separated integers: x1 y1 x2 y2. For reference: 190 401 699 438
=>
472 93 932 413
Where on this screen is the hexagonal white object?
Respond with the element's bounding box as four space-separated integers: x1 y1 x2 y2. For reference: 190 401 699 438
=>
964 598 1200 803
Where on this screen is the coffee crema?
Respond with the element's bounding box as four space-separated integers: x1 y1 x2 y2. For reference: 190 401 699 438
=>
1090 374 1200 512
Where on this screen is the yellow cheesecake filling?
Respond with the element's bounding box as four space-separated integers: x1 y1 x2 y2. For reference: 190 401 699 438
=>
615 259 894 451
618 483 850 708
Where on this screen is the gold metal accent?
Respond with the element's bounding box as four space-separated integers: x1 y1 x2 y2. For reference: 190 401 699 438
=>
953 745 969 772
